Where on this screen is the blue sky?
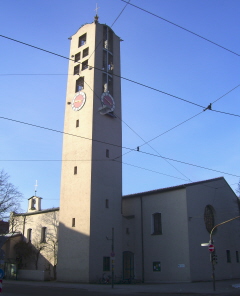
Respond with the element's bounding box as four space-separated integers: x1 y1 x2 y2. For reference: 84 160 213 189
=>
0 0 239 213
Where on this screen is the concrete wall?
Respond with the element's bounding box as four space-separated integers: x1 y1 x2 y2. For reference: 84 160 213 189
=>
187 178 240 281
122 188 191 283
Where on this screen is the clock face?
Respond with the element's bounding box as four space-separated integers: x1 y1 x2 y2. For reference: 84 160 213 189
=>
101 92 115 112
71 91 86 111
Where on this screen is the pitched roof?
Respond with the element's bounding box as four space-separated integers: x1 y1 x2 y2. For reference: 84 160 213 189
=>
123 177 225 199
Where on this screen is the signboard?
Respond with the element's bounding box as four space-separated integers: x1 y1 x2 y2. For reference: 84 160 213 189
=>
208 244 215 252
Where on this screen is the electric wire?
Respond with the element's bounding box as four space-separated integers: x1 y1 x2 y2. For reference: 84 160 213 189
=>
1 34 240 118
119 0 240 57
0 115 239 178
0 34 205 109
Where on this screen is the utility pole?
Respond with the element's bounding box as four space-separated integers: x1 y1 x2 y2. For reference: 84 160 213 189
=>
209 216 240 291
111 227 114 289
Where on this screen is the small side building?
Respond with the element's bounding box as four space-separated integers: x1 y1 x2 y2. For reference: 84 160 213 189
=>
7 196 59 280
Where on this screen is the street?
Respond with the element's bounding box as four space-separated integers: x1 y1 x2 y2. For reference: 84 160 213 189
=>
2 281 240 296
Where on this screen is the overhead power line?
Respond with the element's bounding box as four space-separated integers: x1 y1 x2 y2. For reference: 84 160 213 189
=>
0 34 204 109
0 115 239 178
120 0 240 57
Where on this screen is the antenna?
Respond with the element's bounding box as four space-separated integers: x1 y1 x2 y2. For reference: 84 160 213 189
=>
34 180 38 196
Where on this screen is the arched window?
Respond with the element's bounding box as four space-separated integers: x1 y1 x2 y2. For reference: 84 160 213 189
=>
204 205 215 233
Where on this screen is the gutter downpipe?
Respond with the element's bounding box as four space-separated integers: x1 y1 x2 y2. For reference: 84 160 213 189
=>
140 196 144 283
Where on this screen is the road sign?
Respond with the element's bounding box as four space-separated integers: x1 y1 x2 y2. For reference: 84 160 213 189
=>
208 244 215 252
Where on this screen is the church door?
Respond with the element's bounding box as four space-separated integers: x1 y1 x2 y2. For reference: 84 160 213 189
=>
123 251 134 281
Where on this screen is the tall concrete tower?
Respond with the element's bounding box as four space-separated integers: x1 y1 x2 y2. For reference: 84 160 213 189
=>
57 16 122 282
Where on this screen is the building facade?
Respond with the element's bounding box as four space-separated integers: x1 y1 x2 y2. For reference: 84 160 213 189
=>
122 177 240 282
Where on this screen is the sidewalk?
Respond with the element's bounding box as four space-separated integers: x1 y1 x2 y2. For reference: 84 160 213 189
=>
4 278 240 294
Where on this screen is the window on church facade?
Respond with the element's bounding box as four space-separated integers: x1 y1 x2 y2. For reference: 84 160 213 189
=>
82 60 88 71
72 218 75 227
226 250 231 263
204 205 215 233
105 199 109 208
75 77 84 92
75 52 80 62
236 251 239 263
76 120 79 128
74 166 77 175
41 227 47 243
82 47 89 58
102 73 113 96
152 213 162 235
27 228 32 242
74 65 80 75
103 26 113 52
103 257 110 271
78 33 86 47
106 149 109 158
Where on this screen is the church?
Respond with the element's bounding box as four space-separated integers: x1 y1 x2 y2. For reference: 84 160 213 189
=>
3 15 240 283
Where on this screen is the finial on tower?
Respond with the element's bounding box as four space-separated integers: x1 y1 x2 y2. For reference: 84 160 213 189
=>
94 3 100 23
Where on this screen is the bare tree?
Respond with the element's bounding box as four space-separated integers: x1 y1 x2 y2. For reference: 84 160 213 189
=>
0 170 22 219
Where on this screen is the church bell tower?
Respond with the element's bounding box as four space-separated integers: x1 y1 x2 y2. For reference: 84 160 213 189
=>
57 15 122 282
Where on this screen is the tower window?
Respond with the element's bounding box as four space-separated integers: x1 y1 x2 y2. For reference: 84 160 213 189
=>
72 218 75 227
41 227 47 243
75 52 80 62
74 65 80 75
82 47 89 58
27 228 32 242
74 166 77 175
236 251 239 263
105 199 109 208
126 228 129 234
106 149 109 158
82 60 88 71
152 213 162 235
76 77 84 92
226 250 231 263
79 33 86 47
76 120 79 128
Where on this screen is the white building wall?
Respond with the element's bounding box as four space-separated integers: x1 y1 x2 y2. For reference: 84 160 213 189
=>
186 178 240 281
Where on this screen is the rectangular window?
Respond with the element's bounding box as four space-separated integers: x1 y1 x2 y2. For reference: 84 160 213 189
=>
82 47 89 58
76 120 79 128
103 257 110 271
236 251 239 263
152 213 162 235
79 33 86 47
105 199 109 208
82 60 88 71
41 227 47 243
153 261 161 272
27 228 32 242
75 77 84 92
126 228 129 234
75 52 80 62
74 65 80 75
106 149 109 158
74 166 77 175
226 250 231 263
72 218 75 227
